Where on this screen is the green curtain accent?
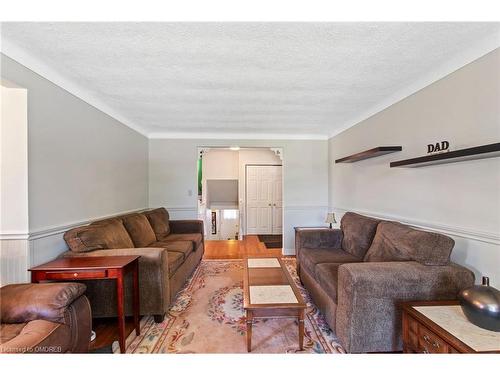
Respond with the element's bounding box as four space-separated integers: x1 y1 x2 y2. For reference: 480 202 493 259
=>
197 156 202 197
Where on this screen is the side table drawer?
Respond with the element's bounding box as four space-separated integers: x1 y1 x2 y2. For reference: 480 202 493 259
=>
418 325 448 353
43 270 107 280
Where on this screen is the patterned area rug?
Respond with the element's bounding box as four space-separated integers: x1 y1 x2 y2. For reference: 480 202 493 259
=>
115 259 345 353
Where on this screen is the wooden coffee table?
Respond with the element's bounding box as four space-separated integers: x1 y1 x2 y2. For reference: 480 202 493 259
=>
243 256 306 352
29 255 140 353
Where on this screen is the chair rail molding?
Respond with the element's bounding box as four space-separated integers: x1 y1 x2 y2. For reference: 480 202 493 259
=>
284 205 328 211
31 208 149 240
331 207 500 245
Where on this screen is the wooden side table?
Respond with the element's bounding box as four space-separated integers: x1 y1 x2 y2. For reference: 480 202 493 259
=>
402 300 500 353
29 255 140 353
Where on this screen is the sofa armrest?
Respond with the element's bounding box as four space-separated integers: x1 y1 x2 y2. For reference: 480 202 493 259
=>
0 283 87 325
295 229 343 250
170 220 204 236
336 261 474 353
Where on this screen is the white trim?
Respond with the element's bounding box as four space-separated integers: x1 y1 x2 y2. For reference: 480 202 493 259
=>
284 205 328 211
0 39 149 137
24 208 147 240
0 233 30 240
148 132 329 140
329 36 500 139
167 206 198 212
332 207 500 245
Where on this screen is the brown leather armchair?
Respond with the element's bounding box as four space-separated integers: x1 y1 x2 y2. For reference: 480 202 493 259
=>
0 283 92 353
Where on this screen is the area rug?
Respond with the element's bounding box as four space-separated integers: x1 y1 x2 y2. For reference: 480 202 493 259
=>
257 234 283 249
114 259 345 353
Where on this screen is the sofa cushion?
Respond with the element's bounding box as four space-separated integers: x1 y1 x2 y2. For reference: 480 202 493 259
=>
122 213 157 247
341 212 380 259
315 263 344 302
91 216 124 226
64 220 134 253
167 251 184 276
0 320 70 353
148 241 193 260
299 247 360 277
0 323 27 344
364 221 454 266
145 208 171 241
161 233 203 251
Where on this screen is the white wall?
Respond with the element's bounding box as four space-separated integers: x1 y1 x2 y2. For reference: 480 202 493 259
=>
0 83 29 285
149 139 329 253
328 49 500 287
1 54 149 274
1 83 28 235
202 149 239 181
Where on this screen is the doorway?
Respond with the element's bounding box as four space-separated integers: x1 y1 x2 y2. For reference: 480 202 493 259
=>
197 147 283 253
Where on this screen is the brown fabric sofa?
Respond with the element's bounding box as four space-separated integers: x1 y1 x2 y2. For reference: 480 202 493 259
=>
295 212 475 353
61 207 204 322
0 283 91 353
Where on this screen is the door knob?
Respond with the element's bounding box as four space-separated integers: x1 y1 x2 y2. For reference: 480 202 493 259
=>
268 203 271 206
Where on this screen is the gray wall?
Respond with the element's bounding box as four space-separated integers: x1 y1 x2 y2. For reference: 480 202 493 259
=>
149 139 329 253
328 49 500 287
1 54 149 268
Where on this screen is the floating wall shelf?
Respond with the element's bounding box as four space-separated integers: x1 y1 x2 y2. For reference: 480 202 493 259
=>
390 142 500 168
335 146 402 163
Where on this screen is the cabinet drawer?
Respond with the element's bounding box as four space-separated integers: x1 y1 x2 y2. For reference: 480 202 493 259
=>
44 270 107 280
418 325 448 353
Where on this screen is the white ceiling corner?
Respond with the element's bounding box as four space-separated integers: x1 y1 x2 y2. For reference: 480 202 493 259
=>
1 23 499 140
328 30 500 138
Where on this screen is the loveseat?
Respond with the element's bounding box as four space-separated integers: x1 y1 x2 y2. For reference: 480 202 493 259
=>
0 283 91 353
61 207 204 322
295 212 475 353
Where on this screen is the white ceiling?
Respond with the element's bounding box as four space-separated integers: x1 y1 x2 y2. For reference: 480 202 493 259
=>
1 23 499 139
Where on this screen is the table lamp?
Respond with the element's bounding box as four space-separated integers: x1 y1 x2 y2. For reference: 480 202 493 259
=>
325 212 337 229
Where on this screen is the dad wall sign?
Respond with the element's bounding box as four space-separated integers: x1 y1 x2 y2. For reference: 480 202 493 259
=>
427 141 450 154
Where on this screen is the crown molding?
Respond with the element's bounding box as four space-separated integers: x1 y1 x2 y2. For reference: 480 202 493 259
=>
148 132 329 140
328 33 500 139
0 38 149 137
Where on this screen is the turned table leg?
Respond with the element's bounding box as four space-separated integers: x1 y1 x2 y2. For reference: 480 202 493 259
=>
298 309 305 351
246 310 253 352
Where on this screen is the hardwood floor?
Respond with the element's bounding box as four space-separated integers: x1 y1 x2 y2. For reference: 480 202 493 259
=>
89 235 285 351
203 235 283 259
90 317 135 352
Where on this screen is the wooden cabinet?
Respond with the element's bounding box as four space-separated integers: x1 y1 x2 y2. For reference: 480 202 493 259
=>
402 301 500 354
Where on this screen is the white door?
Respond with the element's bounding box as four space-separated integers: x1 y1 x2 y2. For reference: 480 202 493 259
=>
272 166 283 234
246 165 282 235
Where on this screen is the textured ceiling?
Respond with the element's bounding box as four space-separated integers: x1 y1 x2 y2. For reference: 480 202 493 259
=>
1 23 499 138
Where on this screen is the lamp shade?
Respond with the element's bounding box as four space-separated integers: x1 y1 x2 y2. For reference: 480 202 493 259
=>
325 212 337 224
